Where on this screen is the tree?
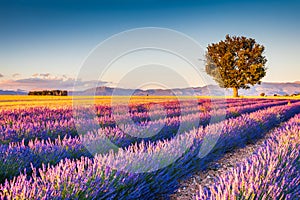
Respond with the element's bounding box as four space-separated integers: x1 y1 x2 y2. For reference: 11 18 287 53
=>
27 90 68 96
205 35 267 97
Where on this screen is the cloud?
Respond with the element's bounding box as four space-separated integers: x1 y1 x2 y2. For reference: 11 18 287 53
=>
0 74 108 91
12 73 21 78
0 73 4 78
32 73 51 79
39 73 50 77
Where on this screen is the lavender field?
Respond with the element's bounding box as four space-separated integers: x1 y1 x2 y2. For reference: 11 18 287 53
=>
0 97 299 199
2 0 300 199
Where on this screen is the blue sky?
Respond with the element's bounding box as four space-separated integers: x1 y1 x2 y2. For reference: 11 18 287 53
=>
0 0 299 91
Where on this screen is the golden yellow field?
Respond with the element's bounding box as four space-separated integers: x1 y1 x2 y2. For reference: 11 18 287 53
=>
0 95 181 108
0 95 299 109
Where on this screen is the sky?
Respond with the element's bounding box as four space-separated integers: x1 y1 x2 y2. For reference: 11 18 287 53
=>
0 0 299 91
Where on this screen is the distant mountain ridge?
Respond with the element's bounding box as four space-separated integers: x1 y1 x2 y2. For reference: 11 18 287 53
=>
0 89 27 95
239 82 300 96
70 81 300 96
1 82 300 96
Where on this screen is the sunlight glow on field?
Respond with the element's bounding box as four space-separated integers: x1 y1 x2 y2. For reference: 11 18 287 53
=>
0 95 298 108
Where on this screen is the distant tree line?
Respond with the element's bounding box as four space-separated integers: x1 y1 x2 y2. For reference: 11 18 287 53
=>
28 90 68 96
260 92 300 97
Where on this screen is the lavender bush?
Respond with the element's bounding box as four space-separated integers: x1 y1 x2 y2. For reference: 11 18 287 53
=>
195 113 300 199
0 100 292 183
0 99 287 145
1 101 299 199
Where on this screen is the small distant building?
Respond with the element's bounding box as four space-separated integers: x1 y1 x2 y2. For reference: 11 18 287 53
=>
28 90 68 96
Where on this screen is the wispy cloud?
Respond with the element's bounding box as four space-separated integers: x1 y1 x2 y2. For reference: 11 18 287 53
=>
0 73 4 78
0 73 108 91
32 73 51 78
32 73 54 79
12 73 21 78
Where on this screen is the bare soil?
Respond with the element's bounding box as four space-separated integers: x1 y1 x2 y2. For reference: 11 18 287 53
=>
169 134 269 199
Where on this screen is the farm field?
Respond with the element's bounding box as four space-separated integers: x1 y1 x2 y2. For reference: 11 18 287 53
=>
0 96 299 199
2 0 299 199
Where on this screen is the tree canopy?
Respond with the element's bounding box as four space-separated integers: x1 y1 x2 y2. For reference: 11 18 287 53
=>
205 35 267 97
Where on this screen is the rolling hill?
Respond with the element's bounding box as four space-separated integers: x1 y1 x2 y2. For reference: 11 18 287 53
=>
69 82 300 96
1 82 299 96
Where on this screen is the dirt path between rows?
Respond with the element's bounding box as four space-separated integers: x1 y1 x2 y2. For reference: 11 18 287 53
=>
169 133 271 199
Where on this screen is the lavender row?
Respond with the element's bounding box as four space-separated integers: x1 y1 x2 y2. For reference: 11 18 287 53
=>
0 99 289 145
88 99 277 127
1 102 299 199
83 99 292 148
96 99 274 120
0 100 292 183
0 136 91 183
0 100 209 144
76 98 274 128
0 107 76 144
195 113 300 199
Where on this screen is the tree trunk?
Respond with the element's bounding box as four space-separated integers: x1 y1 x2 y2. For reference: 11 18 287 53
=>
233 87 239 97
